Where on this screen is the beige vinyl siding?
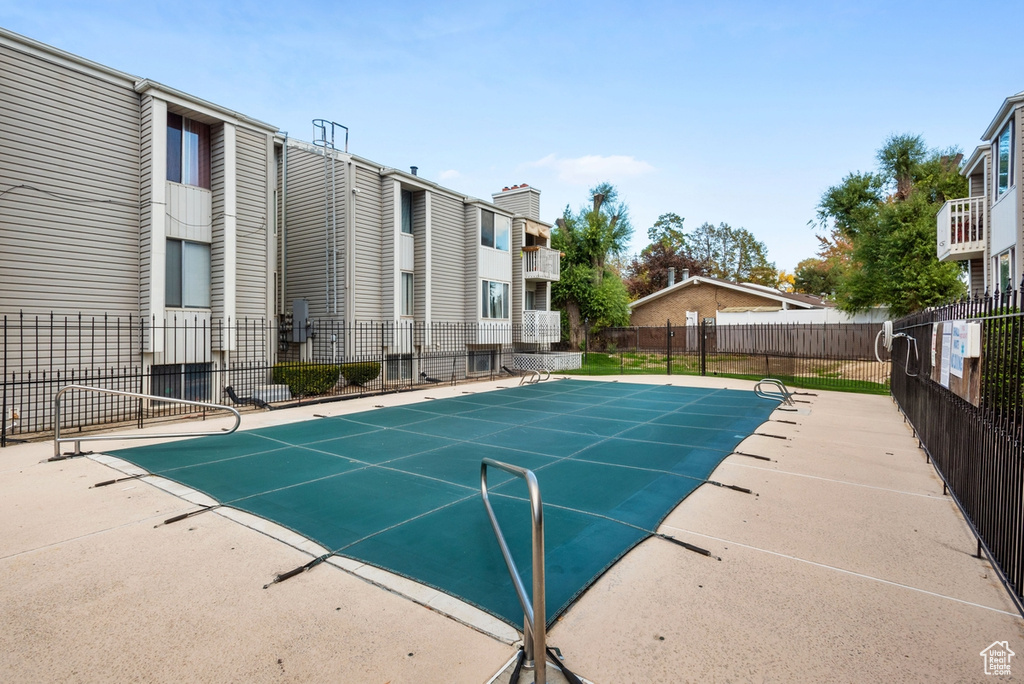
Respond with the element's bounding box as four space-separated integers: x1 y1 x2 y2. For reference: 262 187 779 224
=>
429 193 468 321
381 177 396 320
353 164 382 321
463 204 479 321
209 124 227 321
412 190 427 318
0 43 141 316
279 143 346 319
511 217 524 326
235 127 270 319
139 95 153 320
492 188 539 221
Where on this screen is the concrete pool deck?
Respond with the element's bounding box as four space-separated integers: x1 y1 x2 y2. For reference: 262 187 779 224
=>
1 376 1021 682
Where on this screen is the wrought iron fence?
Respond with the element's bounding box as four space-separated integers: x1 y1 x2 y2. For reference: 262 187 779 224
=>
890 289 1024 611
1 313 570 445
578 321 891 393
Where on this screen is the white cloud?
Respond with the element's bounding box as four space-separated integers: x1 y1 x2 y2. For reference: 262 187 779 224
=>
526 154 655 185
438 169 461 181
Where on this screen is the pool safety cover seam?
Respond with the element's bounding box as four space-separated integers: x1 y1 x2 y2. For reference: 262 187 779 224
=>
109 380 779 627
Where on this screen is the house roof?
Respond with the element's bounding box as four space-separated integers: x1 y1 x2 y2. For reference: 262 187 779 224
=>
961 145 989 178
628 275 829 311
982 90 1024 141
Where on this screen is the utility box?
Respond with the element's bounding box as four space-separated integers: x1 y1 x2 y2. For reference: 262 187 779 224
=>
292 298 310 343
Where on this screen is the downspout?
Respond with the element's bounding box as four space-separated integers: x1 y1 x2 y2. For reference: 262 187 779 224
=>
281 133 288 314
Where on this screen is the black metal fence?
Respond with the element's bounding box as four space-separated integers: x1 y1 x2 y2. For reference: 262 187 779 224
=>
890 290 1024 611
579 321 891 393
1 313 567 445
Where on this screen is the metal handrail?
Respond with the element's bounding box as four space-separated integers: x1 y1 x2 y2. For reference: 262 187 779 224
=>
518 369 550 386
52 384 241 460
754 378 793 405
481 458 546 684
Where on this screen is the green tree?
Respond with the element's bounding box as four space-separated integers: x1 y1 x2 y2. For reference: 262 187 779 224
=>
687 222 777 286
816 134 967 317
793 257 841 296
622 212 706 299
551 183 633 349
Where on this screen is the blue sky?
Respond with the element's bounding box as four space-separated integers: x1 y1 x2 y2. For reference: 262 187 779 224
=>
2 1 1021 272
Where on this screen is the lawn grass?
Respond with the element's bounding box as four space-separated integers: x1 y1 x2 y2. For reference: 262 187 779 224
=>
557 352 890 395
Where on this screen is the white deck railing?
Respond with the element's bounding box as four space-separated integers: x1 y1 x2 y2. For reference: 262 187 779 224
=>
522 247 561 281
519 310 561 344
937 196 986 262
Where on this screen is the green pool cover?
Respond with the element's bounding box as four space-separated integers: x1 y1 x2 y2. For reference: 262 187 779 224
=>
110 380 779 627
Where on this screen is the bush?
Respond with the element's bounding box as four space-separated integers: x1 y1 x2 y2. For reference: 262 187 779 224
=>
272 363 340 397
340 362 381 386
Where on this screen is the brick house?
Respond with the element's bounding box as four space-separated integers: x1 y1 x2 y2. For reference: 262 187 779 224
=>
629 275 826 326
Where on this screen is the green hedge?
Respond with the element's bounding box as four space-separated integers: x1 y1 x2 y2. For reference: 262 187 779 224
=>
272 363 340 397
340 362 380 386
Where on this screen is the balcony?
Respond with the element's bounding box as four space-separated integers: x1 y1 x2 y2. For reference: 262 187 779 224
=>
518 309 561 344
522 246 561 281
937 196 986 262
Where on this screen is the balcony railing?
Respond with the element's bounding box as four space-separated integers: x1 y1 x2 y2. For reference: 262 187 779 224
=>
937 196 986 262
522 246 561 281
518 310 561 344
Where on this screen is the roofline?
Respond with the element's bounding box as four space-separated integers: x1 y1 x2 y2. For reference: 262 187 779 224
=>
0 26 138 88
628 276 819 310
961 145 988 178
982 91 1024 141
0 27 280 134
135 80 278 133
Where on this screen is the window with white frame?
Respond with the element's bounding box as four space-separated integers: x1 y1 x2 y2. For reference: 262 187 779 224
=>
480 210 510 251
401 272 414 316
997 121 1014 199
525 288 536 311
166 239 211 308
167 113 211 189
468 349 495 374
401 189 413 234
481 280 510 319
998 250 1014 292
151 362 211 402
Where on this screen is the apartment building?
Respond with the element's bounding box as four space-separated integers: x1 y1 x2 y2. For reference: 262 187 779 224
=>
0 26 566 422
938 90 1024 295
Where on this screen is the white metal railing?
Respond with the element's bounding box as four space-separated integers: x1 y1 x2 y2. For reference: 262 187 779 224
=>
52 385 241 460
523 246 561 281
937 196 986 262
481 458 547 684
520 310 561 344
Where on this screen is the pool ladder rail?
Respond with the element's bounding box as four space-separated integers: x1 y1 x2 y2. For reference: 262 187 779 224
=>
51 384 241 461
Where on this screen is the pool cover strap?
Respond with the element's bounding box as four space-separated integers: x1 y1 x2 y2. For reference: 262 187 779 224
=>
507 647 584 684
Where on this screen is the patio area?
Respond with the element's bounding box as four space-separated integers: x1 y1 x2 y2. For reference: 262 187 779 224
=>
1 375 1020 682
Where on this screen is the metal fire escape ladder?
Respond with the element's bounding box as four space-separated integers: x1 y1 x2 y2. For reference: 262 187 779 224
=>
313 120 349 316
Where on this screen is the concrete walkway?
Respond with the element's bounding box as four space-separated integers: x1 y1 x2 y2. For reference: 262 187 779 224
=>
1 376 1020 682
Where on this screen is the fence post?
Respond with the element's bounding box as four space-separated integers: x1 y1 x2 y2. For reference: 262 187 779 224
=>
666 319 672 375
700 319 707 376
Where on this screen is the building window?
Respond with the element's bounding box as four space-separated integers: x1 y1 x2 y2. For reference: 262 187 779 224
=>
151 363 211 402
999 250 1013 292
525 288 536 311
166 239 211 308
401 272 414 316
480 210 509 251
468 349 495 374
997 121 1014 199
481 280 510 319
401 190 413 234
386 354 412 382
167 113 211 189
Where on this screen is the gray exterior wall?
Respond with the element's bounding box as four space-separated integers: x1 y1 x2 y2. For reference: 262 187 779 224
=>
353 163 383 321
430 192 467 321
0 41 141 316
492 186 541 221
